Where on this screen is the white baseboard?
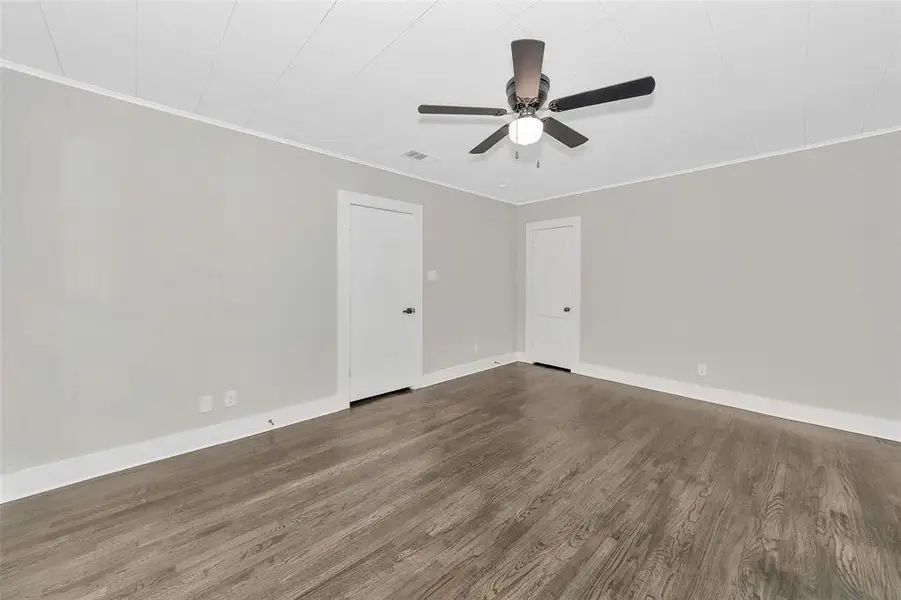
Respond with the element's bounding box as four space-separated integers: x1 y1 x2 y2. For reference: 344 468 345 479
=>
418 352 519 389
10 356 890 503
573 362 901 443
1 394 348 504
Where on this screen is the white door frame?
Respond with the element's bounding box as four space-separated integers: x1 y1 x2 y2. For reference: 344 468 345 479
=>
337 190 423 404
524 216 581 368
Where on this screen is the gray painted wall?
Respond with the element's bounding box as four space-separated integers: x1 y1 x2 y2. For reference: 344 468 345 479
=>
517 131 901 421
1 70 517 472
4 67 899 475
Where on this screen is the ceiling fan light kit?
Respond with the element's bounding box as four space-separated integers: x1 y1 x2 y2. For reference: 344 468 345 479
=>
418 39 656 155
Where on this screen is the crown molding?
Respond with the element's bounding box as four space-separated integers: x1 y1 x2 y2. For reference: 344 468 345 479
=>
518 123 901 206
0 61 516 206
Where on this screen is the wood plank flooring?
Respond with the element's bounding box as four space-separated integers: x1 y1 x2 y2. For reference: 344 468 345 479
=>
2 363 900 599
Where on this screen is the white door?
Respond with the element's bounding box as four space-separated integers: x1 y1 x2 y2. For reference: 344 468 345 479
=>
349 203 421 400
526 217 581 369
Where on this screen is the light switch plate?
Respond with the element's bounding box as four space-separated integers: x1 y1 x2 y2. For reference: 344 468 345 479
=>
224 390 237 408
427 270 438 281
697 363 707 377
199 395 214 413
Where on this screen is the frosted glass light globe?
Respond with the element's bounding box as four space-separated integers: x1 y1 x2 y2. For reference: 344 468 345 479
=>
508 116 543 146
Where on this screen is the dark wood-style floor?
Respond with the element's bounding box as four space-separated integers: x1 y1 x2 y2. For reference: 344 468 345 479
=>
2 364 900 599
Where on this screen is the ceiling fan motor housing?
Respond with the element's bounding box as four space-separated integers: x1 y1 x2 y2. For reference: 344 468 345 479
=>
507 74 551 112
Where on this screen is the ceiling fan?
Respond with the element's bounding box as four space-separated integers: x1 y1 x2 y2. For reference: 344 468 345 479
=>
418 39 656 154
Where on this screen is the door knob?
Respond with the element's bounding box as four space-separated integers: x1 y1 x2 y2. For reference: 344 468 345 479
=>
563 307 571 313
403 307 416 314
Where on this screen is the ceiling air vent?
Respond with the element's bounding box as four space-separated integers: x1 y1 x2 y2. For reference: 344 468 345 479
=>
403 149 435 162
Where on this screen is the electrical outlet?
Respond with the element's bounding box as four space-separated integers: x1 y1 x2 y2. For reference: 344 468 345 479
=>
474 342 480 355
199 395 213 413
697 363 707 377
224 390 237 408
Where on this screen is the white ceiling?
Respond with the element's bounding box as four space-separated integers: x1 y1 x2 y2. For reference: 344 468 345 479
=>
3 0 901 204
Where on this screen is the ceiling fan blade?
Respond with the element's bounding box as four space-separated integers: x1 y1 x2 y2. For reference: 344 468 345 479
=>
511 39 545 100
541 117 588 148
419 105 508 116
549 76 656 112
470 124 510 154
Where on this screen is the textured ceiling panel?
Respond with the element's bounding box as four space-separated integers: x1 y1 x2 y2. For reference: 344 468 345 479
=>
41 0 137 94
1 2 62 75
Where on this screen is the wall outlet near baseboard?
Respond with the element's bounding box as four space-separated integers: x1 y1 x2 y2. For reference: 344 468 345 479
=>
697 363 707 377
199 395 214 413
474 342 480 355
224 390 237 408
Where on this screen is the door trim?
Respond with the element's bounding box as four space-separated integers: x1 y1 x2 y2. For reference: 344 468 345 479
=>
524 216 581 368
337 191 423 404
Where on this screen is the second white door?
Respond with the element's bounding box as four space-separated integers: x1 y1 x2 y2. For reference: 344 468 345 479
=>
350 203 421 400
525 217 581 369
